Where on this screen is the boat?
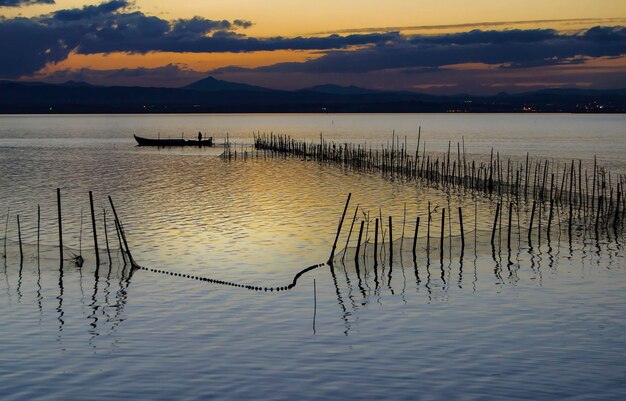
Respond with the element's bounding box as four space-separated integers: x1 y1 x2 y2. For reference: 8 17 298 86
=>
134 134 214 147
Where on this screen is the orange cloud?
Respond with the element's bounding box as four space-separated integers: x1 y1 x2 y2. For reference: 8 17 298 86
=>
40 49 322 74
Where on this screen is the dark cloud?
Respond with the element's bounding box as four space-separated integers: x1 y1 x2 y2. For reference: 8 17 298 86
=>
408 28 558 45
0 0 54 7
170 17 234 36
233 19 253 29
229 26 626 74
0 0 397 77
76 28 397 54
0 17 72 77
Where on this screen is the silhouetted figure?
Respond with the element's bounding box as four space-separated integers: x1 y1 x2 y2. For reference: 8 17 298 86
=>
198 131 203 142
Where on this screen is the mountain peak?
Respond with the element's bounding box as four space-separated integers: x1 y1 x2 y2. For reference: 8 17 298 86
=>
183 76 271 92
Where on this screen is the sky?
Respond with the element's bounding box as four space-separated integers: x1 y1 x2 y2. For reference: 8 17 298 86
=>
1 0 625 94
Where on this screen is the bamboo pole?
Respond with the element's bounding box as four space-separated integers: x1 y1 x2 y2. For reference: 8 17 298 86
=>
37 204 40 260
459 206 465 249
389 215 393 265
528 200 536 247
440 208 445 261
374 218 379 266
355 221 365 262
491 203 500 248
507 203 513 250
108 195 134 265
17 215 23 262
412 216 420 259
89 191 100 266
57 188 63 264
328 193 352 263
103 209 112 266
342 205 359 263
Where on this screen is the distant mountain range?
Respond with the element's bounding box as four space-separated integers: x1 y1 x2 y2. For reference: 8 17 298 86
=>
0 76 624 113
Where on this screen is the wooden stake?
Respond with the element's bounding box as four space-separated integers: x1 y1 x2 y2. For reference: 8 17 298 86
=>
329 193 352 263
103 209 112 266
491 203 500 248
440 208 445 261
528 200 536 247
113 218 125 265
108 195 134 265
37 204 40 260
374 218 379 266
89 191 100 266
412 216 420 259
17 215 23 262
342 205 359 262
507 203 513 250
57 188 63 264
547 198 554 242
389 215 393 265
355 221 365 262
458 207 465 249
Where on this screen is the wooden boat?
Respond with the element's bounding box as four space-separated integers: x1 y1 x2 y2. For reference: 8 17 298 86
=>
134 134 214 147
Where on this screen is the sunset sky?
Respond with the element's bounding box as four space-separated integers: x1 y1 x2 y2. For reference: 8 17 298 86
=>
1 0 625 93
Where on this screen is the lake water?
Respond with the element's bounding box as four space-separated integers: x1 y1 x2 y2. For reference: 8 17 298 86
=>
1 114 625 400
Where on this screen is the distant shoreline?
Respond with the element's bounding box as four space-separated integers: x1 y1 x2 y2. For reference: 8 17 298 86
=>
2 79 625 114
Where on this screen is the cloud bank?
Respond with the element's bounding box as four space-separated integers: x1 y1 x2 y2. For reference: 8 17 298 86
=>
218 27 626 74
0 0 397 77
1 0 624 93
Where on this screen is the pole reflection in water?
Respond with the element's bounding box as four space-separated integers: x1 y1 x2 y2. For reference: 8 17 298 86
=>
0 192 623 340
327 230 623 333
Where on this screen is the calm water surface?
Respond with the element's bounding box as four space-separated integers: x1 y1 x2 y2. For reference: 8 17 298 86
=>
1 114 625 400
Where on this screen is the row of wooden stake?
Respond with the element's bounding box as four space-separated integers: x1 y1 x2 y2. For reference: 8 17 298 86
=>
328 191 623 266
253 132 624 240
2 189 135 270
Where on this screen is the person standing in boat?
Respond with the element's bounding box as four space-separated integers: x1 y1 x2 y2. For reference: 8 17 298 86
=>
198 131 203 142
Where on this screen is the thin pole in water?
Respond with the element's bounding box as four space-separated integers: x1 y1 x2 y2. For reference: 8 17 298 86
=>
37 204 40 261
412 216 420 260
388 215 393 265
17 215 23 263
528 200 536 247
103 208 112 267
458 207 465 250
374 218 379 267
57 188 63 265
89 191 100 266
108 196 134 265
355 221 365 262
507 202 513 250
491 203 500 249
313 279 317 334
342 205 359 263
328 193 352 264
440 208 445 261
